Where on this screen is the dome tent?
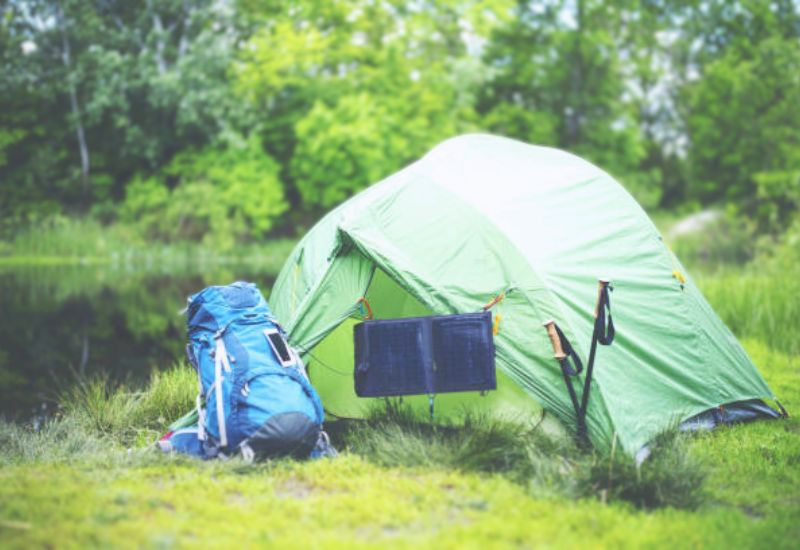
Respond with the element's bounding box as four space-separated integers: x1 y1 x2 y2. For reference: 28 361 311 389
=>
270 134 780 455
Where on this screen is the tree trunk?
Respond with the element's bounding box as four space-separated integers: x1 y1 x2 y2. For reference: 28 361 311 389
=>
568 0 586 147
55 0 90 188
177 0 191 60
147 0 169 75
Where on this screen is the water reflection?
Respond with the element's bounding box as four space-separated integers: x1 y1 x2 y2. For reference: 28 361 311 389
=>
0 263 276 418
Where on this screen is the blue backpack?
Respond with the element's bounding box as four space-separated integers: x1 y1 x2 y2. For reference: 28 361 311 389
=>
159 282 330 461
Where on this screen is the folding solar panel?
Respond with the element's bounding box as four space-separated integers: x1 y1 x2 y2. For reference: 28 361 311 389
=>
354 311 496 397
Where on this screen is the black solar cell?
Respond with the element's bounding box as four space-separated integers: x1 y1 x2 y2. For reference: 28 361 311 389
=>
354 311 496 397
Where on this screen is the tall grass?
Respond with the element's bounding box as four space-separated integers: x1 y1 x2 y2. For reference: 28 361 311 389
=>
341 403 564 477
59 364 196 446
0 364 196 466
700 272 800 355
2 369 707 510
1 216 135 259
576 430 707 510
663 211 800 354
0 215 298 275
338 403 707 509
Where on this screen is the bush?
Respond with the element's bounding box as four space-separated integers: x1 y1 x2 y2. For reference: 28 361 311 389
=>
121 137 287 250
761 217 800 271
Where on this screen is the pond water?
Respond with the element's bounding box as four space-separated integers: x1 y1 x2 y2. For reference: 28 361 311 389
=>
0 263 277 419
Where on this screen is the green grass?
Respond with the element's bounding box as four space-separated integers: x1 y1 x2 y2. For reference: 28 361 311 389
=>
58 366 197 448
690 339 800 516
1 219 799 547
0 216 298 273
338 404 580 497
0 216 134 260
337 404 706 510
699 273 800 355
1 332 797 548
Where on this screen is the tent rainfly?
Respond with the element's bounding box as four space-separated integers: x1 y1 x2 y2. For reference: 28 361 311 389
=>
270 134 782 455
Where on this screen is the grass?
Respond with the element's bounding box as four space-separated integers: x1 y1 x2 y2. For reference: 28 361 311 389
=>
0 366 196 468
699 273 800 355
336 403 705 509
7 366 710 510
0 216 134 260
0 216 298 273
2 454 795 549
58 366 197 447
1 377 710 511
580 430 707 510
1 217 799 547
338 403 579 496
1 331 797 548
690 338 800 516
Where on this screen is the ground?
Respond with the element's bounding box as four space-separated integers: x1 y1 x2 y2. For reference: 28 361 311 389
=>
1 338 798 549
0 454 795 549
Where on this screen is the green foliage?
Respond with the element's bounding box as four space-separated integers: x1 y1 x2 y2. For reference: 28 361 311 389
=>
0 0 254 224
479 0 659 207
3 0 800 240
236 0 494 211
685 35 800 227
291 95 398 208
121 139 287 250
765 218 800 271
480 103 559 146
755 167 800 228
290 87 463 208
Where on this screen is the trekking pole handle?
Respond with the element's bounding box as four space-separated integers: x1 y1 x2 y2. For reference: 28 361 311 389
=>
594 279 611 319
543 320 566 360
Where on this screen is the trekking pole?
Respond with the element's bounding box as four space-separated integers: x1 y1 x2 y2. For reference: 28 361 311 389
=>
543 319 566 361
543 320 586 440
578 279 614 444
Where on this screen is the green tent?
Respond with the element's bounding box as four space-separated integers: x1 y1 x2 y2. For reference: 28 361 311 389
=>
270 134 778 455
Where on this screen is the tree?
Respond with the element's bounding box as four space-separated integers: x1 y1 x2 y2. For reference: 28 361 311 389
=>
0 0 254 226
236 0 506 212
479 0 658 206
684 36 800 225
673 0 800 225
121 136 287 250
